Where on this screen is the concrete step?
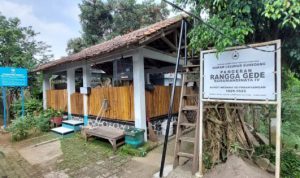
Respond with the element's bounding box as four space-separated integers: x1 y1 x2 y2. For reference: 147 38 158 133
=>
62 120 84 126
51 127 74 135
62 120 84 132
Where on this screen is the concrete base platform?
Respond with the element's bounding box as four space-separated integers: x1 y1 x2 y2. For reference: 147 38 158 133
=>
51 127 74 135
62 120 84 126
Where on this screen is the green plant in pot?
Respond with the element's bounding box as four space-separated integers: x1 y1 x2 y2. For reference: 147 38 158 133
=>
47 109 63 128
35 109 63 131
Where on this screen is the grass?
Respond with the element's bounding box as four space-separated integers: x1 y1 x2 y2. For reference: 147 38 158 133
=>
12 132 58 147
57 133 115 172
57 133 160 172
118 141 159 157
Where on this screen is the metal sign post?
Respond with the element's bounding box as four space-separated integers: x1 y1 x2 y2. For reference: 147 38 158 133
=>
0 67 28 128
198 40 281 178
21 87 25 117
2 87 6 128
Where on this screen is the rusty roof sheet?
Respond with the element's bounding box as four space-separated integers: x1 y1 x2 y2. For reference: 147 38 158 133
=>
35 15 186 72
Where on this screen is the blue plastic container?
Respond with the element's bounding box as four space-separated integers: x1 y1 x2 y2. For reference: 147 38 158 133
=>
125 128 145 148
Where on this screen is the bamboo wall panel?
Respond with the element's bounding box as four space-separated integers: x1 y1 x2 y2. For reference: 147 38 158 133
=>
71 92 84 115
46 89 67 111
47 86 183 121
145 86 181 118
88 86 134 121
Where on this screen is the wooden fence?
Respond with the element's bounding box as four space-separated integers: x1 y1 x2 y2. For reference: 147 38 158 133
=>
46 89 67 111
146 86 181 118
71 93 84 115
46 85 182 121
88 86 134 121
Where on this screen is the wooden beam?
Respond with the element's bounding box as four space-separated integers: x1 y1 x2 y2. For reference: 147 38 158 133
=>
161 34 177 50
145 66 176 74
141 47 183 65
44 47 139 75
139 22 181 45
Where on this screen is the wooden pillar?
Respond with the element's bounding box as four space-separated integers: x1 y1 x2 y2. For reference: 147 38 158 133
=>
42 73 50 110
67 68 75 119
133 50 147 141
82 64 91 126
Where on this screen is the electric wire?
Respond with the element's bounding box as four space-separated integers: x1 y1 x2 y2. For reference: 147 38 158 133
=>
163 0 282 53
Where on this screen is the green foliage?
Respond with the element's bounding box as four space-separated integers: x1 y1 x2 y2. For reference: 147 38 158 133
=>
203 152 213 169
118 142 156 157
8 116 38 141
280 69 300 148
280 150 300 178
58 133 114 172
8 109 62 141
180 0 300 74
0 13 52 119
0 13 52 69
66 37 87 54
264 0 300 28
255 145 275 162
189 15 253 52
11 98 43 117
255 145 300 178
66 0 169 54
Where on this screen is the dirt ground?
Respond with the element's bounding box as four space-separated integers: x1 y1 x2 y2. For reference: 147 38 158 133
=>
202 155 273 178
0 131 274 178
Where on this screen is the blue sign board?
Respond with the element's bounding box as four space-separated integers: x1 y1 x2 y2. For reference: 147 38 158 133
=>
0 67 28 87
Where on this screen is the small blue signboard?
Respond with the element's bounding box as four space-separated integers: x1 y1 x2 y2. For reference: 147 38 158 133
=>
0 67 28 87
0 67 28 129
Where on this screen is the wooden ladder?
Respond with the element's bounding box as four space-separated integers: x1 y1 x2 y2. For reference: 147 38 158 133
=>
173 64 200 174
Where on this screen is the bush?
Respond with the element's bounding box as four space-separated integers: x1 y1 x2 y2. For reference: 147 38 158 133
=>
35 109 62 132
11 98 43 117
281 150 300 178
8 116 38 141
8 109 63 141
255 145 300 178
281 70 300 149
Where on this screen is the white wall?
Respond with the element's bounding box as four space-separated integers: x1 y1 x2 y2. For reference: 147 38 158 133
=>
133 50 147 141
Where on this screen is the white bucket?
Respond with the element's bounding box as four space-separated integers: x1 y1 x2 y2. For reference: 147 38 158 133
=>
161 120 173 136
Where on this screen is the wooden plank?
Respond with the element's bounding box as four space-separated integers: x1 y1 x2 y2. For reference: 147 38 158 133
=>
47 85 182 121
145 86 181 118
71 92 84 115
88 86 134 121
46 89 67 111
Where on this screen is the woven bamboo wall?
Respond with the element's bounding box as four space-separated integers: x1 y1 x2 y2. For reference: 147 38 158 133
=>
145 86 181 118
71 92 84 115
46 89 67 111
88 86 134 121
47 86 182 121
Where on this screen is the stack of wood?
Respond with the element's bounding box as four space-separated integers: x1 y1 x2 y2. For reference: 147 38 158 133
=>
203 103 271 168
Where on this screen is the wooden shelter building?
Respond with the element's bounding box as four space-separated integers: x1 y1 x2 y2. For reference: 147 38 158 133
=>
34 15 188 140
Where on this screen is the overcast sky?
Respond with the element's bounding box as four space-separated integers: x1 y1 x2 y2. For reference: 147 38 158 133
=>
0 0 170 60
0 0 83 59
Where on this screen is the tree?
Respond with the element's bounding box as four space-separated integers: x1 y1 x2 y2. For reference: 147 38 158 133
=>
178 0 300 75
176 1 300 175
0 13 53 121
66 0 169 54
79 0 113 46
0 14 52 69
66 37 87 54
